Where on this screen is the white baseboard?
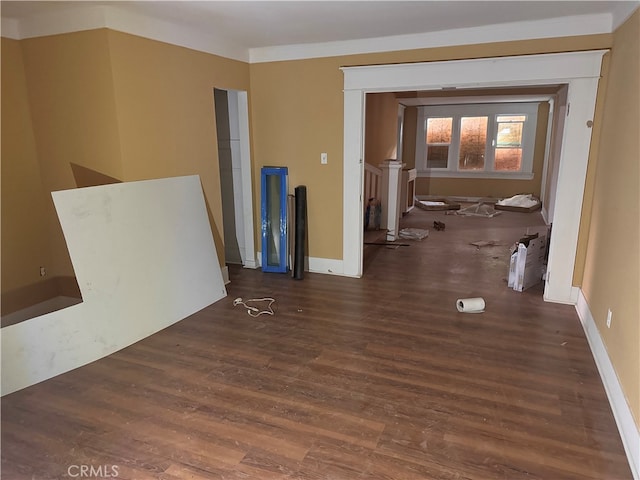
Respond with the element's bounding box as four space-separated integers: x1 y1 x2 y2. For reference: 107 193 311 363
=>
576 289 639 479
1 296 83 326
569 286 580 304
416 194 496 204
307 256 344 276
256 252 345 276
242 259 258 269
541 206 550 225
221 266 230 285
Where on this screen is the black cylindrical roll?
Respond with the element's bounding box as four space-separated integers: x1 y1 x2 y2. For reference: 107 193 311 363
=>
293 185 307 280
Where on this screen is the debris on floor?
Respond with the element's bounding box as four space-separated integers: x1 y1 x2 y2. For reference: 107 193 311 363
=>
398 228 429 240
495 194 541 212
508 230 548 292
469 240 504 248
433 221 446 231
456 297 485 313
233 297 276 317
414 198 461 211
365 197 382 230
456 203 502 218
364 242 410 247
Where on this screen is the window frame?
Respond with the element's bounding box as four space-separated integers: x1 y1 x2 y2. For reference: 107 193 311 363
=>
415 102 539 179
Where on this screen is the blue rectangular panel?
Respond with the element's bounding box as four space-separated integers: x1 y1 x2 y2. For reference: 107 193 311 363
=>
261 167 288 272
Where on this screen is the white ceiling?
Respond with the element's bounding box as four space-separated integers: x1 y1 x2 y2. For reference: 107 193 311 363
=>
2 1 638 62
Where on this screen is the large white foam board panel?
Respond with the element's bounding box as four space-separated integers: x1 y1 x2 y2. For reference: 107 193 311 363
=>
1 175 226 395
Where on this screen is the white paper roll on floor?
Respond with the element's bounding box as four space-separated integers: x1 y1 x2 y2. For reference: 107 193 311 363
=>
456 297 485 313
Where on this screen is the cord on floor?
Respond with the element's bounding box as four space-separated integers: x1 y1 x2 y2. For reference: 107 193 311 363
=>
232 297 275 317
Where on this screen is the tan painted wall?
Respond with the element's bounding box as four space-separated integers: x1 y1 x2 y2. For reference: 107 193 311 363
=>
1 38 51 292
581 10 640 428
19 29 124 279
249 57 344 261
250 34 611 260
573 52 611 286
402 107 418 169
3 30 615 294
364 92 399 166
2 29 251 298
106 31 250 266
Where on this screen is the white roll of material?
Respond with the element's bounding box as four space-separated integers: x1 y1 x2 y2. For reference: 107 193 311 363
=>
456 297 485 313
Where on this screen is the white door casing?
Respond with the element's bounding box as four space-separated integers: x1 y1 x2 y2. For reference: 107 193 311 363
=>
216 89 257 270
342 50 607 304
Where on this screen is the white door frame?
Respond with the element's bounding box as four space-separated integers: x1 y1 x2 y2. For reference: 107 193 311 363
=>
342 50 607 304
235 90 257 269
220 89 257 269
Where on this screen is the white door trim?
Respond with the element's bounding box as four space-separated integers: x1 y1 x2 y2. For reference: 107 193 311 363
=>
234 90 257 269
341 50 607 303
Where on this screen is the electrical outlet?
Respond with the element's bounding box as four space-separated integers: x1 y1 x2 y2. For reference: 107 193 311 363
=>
606 309 612 328
40 266 46 277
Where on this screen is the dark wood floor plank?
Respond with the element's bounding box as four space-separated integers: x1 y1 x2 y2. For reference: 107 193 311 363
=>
1 208 632 479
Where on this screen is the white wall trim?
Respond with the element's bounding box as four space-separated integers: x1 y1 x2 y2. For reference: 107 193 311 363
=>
341 51 607 304
12 4 108 39
569 286 580 305
307 257 346 276
222 266 230 285
417 195 498 204
224 89 258 270
342 51 606 92
256 252 346 277
2 5 617 64
1 16 20 39
612 3 640 31
575 289 640 480
541 206 550 226
3 4 249 62
417 171 535 180
243 260 258 270
236 91 257 269
343 90 366 278
539 97 556 212
249 13 611 63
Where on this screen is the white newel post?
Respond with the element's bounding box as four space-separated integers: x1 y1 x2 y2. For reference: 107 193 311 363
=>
379 160 404 241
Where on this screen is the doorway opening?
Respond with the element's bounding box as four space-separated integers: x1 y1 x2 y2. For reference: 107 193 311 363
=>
214 88 257 272
342 51 606 304
361 86 564 275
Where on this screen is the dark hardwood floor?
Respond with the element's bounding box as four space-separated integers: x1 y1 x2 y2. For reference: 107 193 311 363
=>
1 207 632 479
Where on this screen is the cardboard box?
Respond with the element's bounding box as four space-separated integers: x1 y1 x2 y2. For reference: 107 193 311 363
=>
509 234 547 292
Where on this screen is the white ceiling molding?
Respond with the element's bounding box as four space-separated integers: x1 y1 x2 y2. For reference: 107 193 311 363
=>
612 1 640 29
1 6 617 64
342 50 606 91
10 5 108 39
102 5 249 62
2 4 250 62
250 13 612 63
0 16 20 39
399 94 556 107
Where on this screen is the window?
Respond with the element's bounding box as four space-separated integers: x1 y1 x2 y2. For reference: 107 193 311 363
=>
416 103 539 179
425 117 452 168
495 115 525 171
458 116 488 171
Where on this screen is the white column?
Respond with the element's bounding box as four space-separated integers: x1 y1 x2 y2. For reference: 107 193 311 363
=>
379 160 404 241
343 89 365 277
